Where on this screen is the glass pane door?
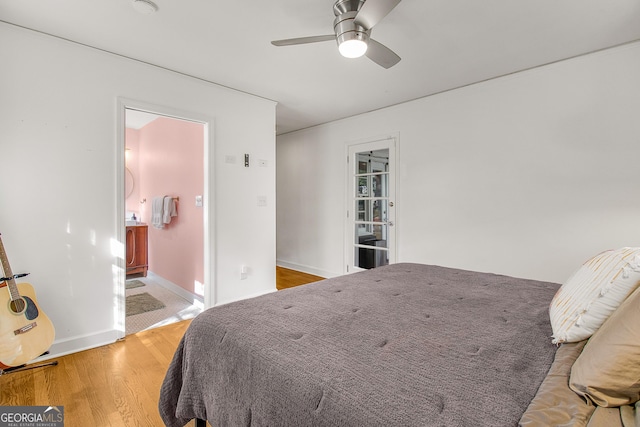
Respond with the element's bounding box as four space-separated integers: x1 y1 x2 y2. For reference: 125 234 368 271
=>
348 140 395 272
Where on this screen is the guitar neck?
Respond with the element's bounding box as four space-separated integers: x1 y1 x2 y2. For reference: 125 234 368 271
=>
0 234 21 302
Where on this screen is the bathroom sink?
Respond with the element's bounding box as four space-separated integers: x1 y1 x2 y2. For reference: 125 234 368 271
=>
125 220 139 226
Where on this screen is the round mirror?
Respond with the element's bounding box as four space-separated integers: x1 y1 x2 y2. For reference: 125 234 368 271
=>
125 167 134 198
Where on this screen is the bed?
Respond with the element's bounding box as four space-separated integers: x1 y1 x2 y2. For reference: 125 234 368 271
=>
159 261 640 426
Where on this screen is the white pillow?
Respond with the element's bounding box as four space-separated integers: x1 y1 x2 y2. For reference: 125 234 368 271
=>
549 247 640 344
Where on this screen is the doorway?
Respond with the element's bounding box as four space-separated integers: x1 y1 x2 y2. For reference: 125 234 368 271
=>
346 138 397 273
117 99 213 338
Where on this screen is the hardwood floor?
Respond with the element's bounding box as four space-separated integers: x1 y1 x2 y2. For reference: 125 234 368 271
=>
276 266 324 290
0 320 192 426
0 267 324 426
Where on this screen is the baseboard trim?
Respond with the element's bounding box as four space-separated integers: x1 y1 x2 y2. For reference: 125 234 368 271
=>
147 271 204 305
276 260 339 279
33 328 120 363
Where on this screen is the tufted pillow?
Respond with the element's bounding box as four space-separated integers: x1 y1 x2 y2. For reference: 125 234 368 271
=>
569 285 640 407
549 247 640 344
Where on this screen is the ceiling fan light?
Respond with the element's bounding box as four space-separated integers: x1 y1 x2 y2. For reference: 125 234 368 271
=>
338 38 368 58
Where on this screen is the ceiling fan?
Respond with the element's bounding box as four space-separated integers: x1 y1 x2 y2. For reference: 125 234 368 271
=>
271 0 402 69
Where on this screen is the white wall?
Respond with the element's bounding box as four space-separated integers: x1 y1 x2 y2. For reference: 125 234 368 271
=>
0 22 276 358
277 41 640 284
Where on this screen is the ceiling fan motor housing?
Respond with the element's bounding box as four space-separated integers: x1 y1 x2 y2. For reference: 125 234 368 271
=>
333 0 365 15
334 11 370 49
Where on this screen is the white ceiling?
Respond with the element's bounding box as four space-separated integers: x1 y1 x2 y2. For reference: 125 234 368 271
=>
2 0 640 135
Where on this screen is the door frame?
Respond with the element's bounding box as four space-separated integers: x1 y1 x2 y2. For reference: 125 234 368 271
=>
115 97 215 339
344 135 398 274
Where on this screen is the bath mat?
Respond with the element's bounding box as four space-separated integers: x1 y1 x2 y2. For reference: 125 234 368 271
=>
126 279 146 290
126 292 165 316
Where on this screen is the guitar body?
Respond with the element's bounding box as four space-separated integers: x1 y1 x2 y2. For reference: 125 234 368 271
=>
0 281 55 368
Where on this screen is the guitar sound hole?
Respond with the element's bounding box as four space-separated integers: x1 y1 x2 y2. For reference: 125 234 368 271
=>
9 298 26 314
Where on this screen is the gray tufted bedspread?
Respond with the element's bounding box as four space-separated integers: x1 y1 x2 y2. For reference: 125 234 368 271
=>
159 263 560 427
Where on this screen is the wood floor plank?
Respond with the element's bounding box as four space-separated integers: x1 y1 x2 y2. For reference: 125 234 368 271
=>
0 370 35 405
85 347 124 425
276 266 324 290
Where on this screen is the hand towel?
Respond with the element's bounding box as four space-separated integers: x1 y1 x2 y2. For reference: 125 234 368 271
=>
151 196 165 229
163 196 178 225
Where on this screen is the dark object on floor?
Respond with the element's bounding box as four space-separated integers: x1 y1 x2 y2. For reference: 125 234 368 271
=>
125 279 146 290
126 292 165 316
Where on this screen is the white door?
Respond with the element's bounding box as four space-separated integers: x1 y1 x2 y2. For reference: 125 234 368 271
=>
346 138 396 273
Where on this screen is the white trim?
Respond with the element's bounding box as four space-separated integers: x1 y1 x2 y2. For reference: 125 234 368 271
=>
276 260 339 279
147 271 204 305
115 99 127 338
33 329 120 363
344 134 399 274
116 97 215 340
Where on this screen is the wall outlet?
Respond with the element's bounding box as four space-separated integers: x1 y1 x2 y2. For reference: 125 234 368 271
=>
257 195 267 207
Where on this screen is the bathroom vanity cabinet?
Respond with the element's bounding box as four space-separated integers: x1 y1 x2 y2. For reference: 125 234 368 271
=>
126 224 148 277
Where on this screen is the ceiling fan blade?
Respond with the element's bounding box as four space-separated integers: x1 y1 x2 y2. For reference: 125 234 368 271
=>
354 0 401 30
271 35 335 46
365 39 401 69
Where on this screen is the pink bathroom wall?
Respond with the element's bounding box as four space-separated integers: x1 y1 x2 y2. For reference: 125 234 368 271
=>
137 117 204 295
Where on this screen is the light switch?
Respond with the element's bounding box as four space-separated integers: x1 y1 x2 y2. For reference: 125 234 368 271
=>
195 195 203 207
257 196 267 207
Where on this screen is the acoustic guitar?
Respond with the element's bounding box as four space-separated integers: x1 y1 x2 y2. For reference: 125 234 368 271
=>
0 233 55 369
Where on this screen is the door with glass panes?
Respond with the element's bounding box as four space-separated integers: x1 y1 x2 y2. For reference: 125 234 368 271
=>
347 139 396 272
